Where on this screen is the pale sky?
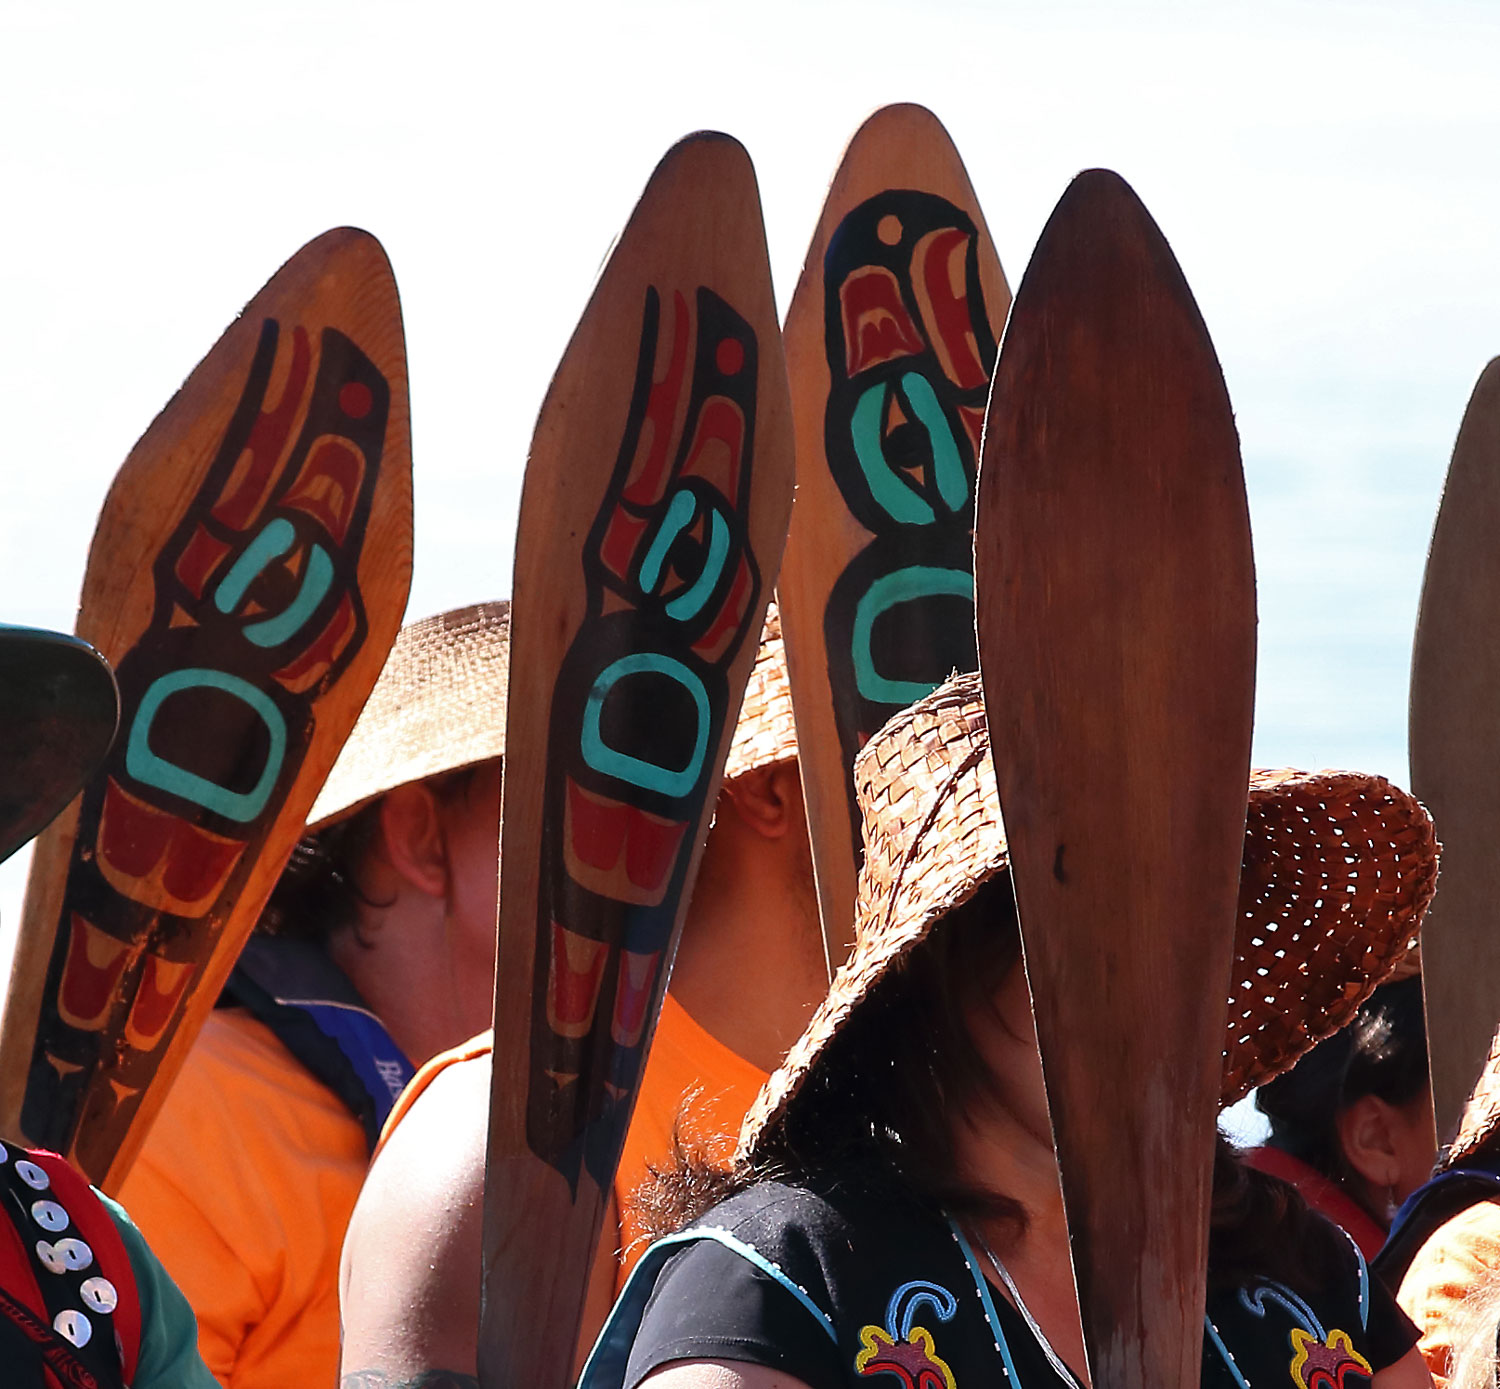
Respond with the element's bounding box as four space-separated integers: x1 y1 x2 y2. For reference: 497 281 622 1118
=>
3 1 1497 1101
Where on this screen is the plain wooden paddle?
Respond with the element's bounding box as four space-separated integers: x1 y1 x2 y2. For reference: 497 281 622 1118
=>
0 629 118 866
975 170 1256 1389
479 133 794 1389
1411 357 1500 1141
777 103 1010 963
0 227 412 1189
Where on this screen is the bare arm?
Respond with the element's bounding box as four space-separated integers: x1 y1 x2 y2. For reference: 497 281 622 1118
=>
339 1056 491 1384
1373 1347 1438 1389
642 1361 819 1389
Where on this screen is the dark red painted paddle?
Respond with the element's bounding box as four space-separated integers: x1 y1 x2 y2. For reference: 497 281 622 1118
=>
976 170 1256 1389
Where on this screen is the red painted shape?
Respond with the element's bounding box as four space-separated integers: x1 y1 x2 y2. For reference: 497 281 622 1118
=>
610 948 661 1047
273 592 357 693
124 953 194 1051
97 779 246 914
173 524 233 599
914 226 988 390
839 266 923 376
690 557 753 663
338 381 373 419
598 506 650 585
715 337 745 376
624 813 688 895
546 923 609 1037
566 777 629 873
213 326 312 530
56 914 132 1031
957 404 986 460
681 398 746 501
623 290 691 506
280 435 365 544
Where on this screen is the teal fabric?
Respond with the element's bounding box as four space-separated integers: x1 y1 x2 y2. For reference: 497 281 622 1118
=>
98 1192 220 1388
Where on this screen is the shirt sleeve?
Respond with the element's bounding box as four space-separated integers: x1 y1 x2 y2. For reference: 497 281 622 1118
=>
623 1239 846 1389
99 1193 222 1389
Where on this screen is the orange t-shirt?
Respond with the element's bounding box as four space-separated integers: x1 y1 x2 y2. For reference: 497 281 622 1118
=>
381 993 767 1292
117 1007 368 1389
1397 1196 1500 1389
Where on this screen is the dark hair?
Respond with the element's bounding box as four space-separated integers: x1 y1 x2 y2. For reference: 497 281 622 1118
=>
257 765 486 947
1255 976 1428 1190
635 870 1355 1298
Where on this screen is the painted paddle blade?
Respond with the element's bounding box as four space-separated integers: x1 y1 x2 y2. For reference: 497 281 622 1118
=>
1411 358 1500 1140
976 171 1256 1389
777 104 1010 960
480 133 794 1389
0 228 413 1189
0 630 118 865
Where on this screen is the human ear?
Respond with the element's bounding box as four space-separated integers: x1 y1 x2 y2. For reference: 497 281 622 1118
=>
376 782 449 898
1336 1094 1401 1188
719 760 798 840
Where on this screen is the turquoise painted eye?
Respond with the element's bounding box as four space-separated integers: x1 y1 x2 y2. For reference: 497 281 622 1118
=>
213 517 334 649
851 371 968 525
636 487 732 622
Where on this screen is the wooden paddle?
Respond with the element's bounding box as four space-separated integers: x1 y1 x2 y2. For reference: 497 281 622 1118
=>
777 103 1010 963
479 133 794 1388
0 629 118 865
0 227 412 1189
1411 357 1500 1141
975 170 1256 1389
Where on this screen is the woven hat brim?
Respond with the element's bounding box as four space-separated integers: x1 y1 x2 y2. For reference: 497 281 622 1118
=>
738 674 1437 1161
307 601 510 829
1445 1026 1500 1165
723 603 797 783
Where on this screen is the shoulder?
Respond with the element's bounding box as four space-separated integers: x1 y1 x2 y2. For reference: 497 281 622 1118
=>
338 1046 490 1378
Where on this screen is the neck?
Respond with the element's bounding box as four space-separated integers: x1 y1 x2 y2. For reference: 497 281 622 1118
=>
955 1105 1091 1388
326 905 490 1067
668 835 829 1075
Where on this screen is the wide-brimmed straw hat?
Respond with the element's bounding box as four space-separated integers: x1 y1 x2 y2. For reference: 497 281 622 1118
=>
724 602 797 782
1443 1033 1500 1166
308 602 512 830
740 671 1439 1158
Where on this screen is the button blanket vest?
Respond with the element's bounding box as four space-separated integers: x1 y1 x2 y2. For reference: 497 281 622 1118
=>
578 1180 1392 1389
0 1146 141 1389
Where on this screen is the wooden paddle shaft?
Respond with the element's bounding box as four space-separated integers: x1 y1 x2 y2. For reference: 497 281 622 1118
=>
977 170 1255 1389
1412 357 1500 1140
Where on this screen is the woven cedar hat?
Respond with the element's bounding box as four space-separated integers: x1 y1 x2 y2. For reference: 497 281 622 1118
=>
740 671 1439 1158
308 601 512 829
1444 1032 1500 1165
723 601 797 782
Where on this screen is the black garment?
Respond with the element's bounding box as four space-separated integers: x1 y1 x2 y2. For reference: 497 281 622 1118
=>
581 1179 1417 1389
1374 1156 1500 1291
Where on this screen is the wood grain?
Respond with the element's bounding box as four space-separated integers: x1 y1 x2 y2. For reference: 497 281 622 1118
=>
777 104 1009 963
479 133 794 1389
975 170 1256 1389
1412 357 1500 1141
0 227 412 1189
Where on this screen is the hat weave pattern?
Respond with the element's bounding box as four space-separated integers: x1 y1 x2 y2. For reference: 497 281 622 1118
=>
723 603 797 782
740 671 1438 1158
1446 1032 1500 1165
308 601 511 829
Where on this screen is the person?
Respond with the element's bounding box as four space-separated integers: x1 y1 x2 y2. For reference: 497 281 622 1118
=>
581 672 1438 1389
1384 1020 1500 1387
116 601 510 1389
0 624 216 1387
1248 973 1435 1257
338 605 832 1385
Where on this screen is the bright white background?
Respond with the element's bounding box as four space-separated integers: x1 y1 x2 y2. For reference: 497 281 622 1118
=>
7 0 1499 1136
